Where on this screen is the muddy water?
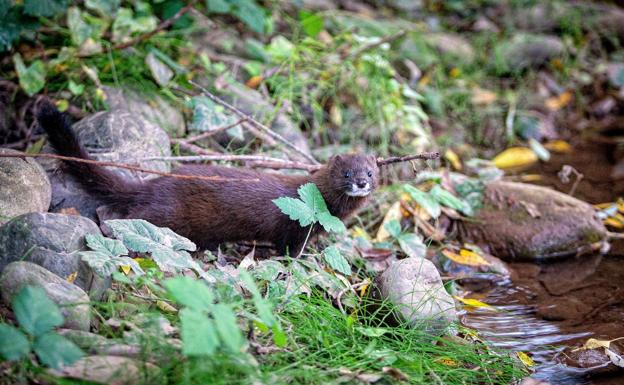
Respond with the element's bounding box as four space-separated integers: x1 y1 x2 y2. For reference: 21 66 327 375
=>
461 255 624 385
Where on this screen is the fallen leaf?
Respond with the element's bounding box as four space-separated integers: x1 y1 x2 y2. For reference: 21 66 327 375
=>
382 366 409 381
604 217 624 229
449 67 461 78
246 75 263 88
66 271 77 284
545 91 572 111
471 88 497 105
519 174 543 182
492 147 538 170
157 300 178 314
444 148 462 170
573 337 624 352
544 140 572 153
453 296 498 311
120 265 131 275
442 249 491 267
517 351 535 367
375 202 404 242
351 226 371 240
434 357 458 366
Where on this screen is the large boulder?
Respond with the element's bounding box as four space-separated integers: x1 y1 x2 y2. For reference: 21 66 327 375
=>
0 261 91 331
0 148 51 225
458 181 607 261
0 212 109 298
377 257 457 333
40 107 171 219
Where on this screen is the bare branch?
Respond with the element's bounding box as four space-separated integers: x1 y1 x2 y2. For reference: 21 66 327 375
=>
143 154 317 172
180 118 247 144
376 152 440 167
348 30 406 59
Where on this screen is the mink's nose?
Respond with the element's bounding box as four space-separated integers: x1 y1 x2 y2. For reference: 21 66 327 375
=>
356 180 368 189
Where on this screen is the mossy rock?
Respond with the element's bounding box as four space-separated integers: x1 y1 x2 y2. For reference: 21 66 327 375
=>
458 181 607 261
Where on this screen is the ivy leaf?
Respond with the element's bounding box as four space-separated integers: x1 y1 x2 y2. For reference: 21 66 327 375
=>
13 54 46 97
212 303 246 353
403 184 441 219
396 233 426 259
24 0 68 17
33 332 84 369
430 185 473 216
0 324 30 361
180 308 219 356
164 276 214 311
323 246 351 276
273 196 315 227
12 286 63 337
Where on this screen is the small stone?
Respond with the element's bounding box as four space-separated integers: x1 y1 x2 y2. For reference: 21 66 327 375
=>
0 148 51 225
0 262 90 331
424 33 475 62
377 257 457 333
494 34 564 73
48 355 160 385
57 329 141 358
0 212 109 298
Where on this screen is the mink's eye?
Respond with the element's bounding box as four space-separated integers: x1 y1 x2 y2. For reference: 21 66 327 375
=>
367 170 373 177
344 170 352 178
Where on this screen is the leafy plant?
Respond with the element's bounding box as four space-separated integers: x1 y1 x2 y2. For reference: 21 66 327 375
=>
0 286 83 369
384 219 426 259
206 0 269 35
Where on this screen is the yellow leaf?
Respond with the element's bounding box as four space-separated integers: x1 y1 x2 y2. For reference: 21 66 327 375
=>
359 280 370 297
442 249 491 267
66 271 78 284
120 265 131 275
375 202 403 242
435 357 458 366
594 202 614 209
418 74 431 86
617 199 624 215
471 88 497 105
545 91 572 111
516 351 535 367
453 296 498 311
444 149 462 170
157 300 178 314
449 68 461 78
573 337 624 352
605 217 624 229
544 140 572 154
95 87 107 101
519 174 543 182
492 147 538 170
351 226 370 240
55 99 69 112
245 75 263 89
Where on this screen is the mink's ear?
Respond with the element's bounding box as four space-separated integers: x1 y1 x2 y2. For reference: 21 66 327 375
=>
330 154 343 164
368 154 378 166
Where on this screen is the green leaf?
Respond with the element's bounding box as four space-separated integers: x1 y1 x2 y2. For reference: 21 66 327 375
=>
299 10 323 37
0 324 30 361
0 0 10 19
273 196 315 227
33 332 84 369
112 7 157 43
298 183 329 213
164 276 214 311
396 233 426 259
85 0 120 16
206 0 230 13
240 271 277 328
79 251 144 277
68 80 85 96
180 308 219 356
384 219 402 239
430 185 473 216
189 96 239 135
317 212 347 233
272 324 287 348
13 54 46 97
212 303 245 353
24 0 68 17
356 326 390 337
233 0 265 34
323 246 351 276
403 184 441 219
67 7 91 46
85 233 127 257
12 286 63 337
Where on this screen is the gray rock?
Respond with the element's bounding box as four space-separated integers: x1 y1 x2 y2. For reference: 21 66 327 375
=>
494 34 564 73
40 106 171 219
513 3 567 33
458 181 608 261
0 262 90 331
0 212 109 298
424 33 475 62
0 148 51 225
377 257 457 332
57 329 141 358
48 355 160 385
597 9 624 42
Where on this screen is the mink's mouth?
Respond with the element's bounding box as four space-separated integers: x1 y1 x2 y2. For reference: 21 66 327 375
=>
345 183 372 197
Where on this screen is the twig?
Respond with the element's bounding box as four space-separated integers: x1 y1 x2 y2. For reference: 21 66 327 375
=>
143 154 312 166
179 118 247 144
110 0 199 52
171 140 218 155
348 30 406 59
188 80 320 165
0 152 258 182
246 160 321 172
376 152 440 166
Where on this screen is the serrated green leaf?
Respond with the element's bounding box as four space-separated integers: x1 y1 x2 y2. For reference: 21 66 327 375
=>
164 276 214 311
298 183 329 213
180 308 218 356
240 271 277 328
299 10 323 37
403 184 441 219
24 0 68 17
384 219 402 239
85 233 127 257
233 0 265 34
273 196 315 227
213 303 245 353
12 286 63 337
13 54 46 97
33 332 83 369
323 246 351 276
252 260 285 282
397 233 426 259
430 185 473 216
0 324 30 361
317 212 346 233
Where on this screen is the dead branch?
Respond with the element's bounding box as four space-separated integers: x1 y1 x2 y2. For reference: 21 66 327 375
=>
188 80 320 165
0 152 258 182
376 152 440 166
171 140 219 155
179 118 247 144
143 154 314 168
348 30 406 59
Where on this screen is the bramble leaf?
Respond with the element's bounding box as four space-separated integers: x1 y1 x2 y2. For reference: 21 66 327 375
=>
12 286 63 337
323 246 351 276
164 276 214 311
180 308 219 356
403 184 441 219
33 332 84 369
0 324 30 361
273 197 315 227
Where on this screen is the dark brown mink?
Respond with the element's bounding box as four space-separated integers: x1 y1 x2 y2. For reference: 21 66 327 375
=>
36 102 380 255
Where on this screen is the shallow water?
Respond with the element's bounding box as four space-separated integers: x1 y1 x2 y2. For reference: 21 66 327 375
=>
461 256 624 385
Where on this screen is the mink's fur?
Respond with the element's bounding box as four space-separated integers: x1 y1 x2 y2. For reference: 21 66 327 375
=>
37 102 379 254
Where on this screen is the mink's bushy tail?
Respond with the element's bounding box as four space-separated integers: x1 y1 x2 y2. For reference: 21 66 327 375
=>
36 101 138 206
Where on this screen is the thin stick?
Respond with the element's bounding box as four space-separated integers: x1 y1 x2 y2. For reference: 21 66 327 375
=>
143 154 311 166
348 30 406 59
0 152 257 182
111 0 199 51
376 152 440 166
171 140 218 155
246 160 321 172
188 80 320 165
180 118 247 144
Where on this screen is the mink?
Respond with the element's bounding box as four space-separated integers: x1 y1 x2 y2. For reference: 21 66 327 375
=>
36 102 379 255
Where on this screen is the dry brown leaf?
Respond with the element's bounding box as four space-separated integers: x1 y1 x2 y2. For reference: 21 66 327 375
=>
471 88 497 105
545 91 572 111
245 75 263 89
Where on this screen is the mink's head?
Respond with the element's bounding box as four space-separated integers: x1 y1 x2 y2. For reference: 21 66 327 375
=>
327 154 379 197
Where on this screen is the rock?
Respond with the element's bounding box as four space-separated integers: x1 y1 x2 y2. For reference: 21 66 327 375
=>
0 262 90 331
423 33 475 62
458 182 607 261
555 344 624 376
0 212 109 298
40 106 171 219
0 148 51 225
48 355 160 385
494 34 564 73
597 9 624 42
386 0 424 14
377 257 457 332
513 3 567 33
57 329 141 358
